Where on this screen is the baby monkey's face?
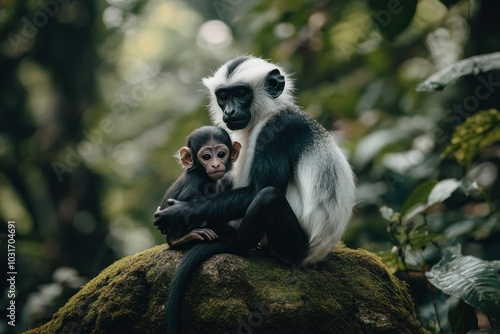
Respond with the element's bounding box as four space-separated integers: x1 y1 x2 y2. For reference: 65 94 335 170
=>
197 143 230 180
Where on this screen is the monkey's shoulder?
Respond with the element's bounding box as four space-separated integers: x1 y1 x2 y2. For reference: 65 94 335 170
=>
271 107 325 131
260 107 327 148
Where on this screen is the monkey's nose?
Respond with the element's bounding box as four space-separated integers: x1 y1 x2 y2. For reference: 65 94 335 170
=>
153 206 162 218
225 109 236 116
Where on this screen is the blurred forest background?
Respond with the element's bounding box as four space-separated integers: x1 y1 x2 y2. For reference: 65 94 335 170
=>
1 0 500 333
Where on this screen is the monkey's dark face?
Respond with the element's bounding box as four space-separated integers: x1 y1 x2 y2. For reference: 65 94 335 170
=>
215 84 253 130
197 143 231 180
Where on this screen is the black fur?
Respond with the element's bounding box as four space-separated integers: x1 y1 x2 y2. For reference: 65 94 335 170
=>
155 60 354 333
225 56 251 78
155 107 319 261
157 126 241 334
239 186 309 263
165 242 235 334
158 126 235 247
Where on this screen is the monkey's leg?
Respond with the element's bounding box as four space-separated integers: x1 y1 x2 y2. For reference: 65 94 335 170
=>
239 186 309 263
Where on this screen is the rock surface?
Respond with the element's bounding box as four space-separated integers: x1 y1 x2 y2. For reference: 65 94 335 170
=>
26 244 423 334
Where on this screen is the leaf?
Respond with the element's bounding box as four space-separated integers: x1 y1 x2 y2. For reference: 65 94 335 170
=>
490 261 500 272
403 203 430 224
387 220 408 247
448 297 479 334
408 227 440 251
402 179 460 223
442 109 500 168
377 250 405 274
426 246 500 320
461 178 480 196
379 206 400 223
443 220 476 240
400 180 438 216
427 178 461 206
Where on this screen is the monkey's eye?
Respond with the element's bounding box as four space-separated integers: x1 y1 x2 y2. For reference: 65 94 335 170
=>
218 92 229 101
202 154 211 161
235 89 247 98
217 151 227 159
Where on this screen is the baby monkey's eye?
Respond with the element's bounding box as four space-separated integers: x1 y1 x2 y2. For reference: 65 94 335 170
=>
202 154 211 161
217 151 227 159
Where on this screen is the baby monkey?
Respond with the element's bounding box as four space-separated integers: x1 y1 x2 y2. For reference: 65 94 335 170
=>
156 125 241 248
155 126 242 334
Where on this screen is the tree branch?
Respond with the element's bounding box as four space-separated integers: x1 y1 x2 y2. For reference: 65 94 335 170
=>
416 52 500 92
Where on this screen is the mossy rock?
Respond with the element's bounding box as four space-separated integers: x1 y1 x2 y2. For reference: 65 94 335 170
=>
25 244 423 334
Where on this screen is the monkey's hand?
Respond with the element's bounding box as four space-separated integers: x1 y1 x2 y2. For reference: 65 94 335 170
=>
171 228 218 246
153 201 200 234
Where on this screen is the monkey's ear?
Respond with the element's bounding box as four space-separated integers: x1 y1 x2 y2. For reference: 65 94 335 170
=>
265 69 285 98
179 147 194 169
231 141 241 162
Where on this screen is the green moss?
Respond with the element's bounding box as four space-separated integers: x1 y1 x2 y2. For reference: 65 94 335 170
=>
26 244 422 334
245 255 305 303
26 245 173 334
194 298 249 327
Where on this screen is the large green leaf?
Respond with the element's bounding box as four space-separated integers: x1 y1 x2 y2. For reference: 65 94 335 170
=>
426 246 500 320
400 180 438 216
402 179 460 223
427 179 461 206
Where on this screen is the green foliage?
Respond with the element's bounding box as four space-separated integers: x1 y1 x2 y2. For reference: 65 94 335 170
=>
367 0 418 40
380 178 461 254
400 180 438 219
426 245 500 321
377 105 500 334
380 204 439 262
380 205 400 223
442 109 500 168
426 179 462 206
376 249 405 274
404 178 462 222
380 173 498 332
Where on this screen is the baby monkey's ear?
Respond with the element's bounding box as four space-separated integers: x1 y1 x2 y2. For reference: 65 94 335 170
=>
179 147 194 169
231 141 241 162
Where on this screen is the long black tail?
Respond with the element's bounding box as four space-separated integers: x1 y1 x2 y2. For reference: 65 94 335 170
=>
166 242 234 334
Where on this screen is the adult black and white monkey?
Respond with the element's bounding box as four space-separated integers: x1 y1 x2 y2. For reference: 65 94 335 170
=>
155 55 355 266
